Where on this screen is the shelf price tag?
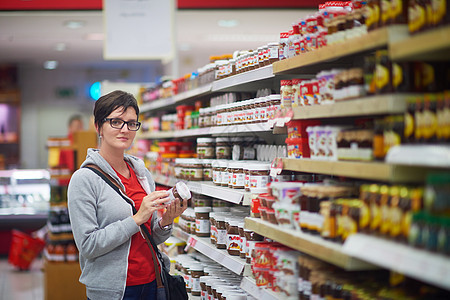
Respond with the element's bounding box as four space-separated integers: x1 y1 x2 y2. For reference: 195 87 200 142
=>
270 157 284 177
185 236 197 252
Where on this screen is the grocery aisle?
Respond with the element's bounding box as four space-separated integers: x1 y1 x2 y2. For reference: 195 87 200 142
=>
0 258 44 300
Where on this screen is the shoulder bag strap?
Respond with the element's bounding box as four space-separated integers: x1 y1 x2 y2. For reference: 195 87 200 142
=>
84 164 165 288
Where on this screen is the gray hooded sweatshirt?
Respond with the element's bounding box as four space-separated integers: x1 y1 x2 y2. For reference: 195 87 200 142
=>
67 148 172 300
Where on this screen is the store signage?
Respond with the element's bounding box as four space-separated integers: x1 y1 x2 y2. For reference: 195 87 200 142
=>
103 0 175 60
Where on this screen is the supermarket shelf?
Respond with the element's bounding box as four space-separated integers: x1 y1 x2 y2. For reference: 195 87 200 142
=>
343 234 450 290
173 226 190 242
282 158 433 183
245 217 376 271
187 181 250 205
186 235 251 276
212 65 274 92
140 123 274 139
140 97 176 113
386 145 450 168
209 122 273 136
273 25 408 75
139 131 177 139
390 25 450 61
152 174 250 205
292 94 414 120
240 276 283 300
175 127 211 138
173 84 213 103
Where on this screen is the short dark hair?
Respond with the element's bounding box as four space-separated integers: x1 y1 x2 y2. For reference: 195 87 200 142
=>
93 90 139 129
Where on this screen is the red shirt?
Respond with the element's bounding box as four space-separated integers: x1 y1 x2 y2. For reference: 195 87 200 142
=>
115 163 156 286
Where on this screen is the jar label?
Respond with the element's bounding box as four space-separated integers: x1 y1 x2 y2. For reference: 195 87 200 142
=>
217 229 227 245
227 233 241 251
196 219 210 234
240 236 246 254
210 225 218 242
197 146 215 158
191 277 201 292
250 175 269 189
233 172 245 187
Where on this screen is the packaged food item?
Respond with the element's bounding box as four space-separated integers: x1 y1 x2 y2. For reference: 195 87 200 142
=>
195 207 212 237
365 0 381 31
197 138 215 159
375 49 392 94
280 80 294 108
169 181 192 203
248 162 271 194
226 219 241 256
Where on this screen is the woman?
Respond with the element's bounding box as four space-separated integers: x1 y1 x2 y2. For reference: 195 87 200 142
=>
68 90 187 300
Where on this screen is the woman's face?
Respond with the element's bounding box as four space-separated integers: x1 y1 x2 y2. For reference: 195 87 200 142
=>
97 106 138 152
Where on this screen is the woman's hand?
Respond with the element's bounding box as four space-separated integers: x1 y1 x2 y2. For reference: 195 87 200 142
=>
133 191 170 226
159 198 188 227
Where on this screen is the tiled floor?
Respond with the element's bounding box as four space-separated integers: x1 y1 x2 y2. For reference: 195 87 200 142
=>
0 257 44 300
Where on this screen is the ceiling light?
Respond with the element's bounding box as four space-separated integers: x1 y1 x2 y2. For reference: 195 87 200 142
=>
64 20 85 29
54 43 67 51
217 19 239 28
44 61 58 70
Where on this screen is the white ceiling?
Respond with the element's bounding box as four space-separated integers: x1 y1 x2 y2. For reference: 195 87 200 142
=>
0 9 313 76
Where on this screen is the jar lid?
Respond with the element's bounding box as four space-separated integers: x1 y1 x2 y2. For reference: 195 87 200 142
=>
201 159 213 165
224 293 247 300
214 214 226 222
175 182 192 200
247 162 271 171
215 137 230 143
227 218 240 227
228 161 243 169
189 263 204 272
217 160 229 167
197 137 215 143
194 206 212 213
212 207 230 212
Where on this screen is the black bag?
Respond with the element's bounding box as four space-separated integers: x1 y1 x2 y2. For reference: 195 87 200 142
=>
84 165 188 300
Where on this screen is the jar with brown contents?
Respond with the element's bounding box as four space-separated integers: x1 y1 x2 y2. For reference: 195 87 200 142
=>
202 159 213 181
215 214 227 249
197 138 215 159
190 264 204 296
210 212 217 245
238 222 246 259
215 137 231 159
226 219 241 256
195 207 212 237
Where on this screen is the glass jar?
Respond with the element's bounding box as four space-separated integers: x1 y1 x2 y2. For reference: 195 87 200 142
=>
197 138 215 159
248 162 271 194
202 159 213 181
280 80 293 109
215 214 227 249
267 42 280 64
215 137 231 159
226 219 241 256
195 207 212 237
190 264 204 296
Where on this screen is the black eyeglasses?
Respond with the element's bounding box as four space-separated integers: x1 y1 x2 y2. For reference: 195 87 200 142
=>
103 118 141 131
